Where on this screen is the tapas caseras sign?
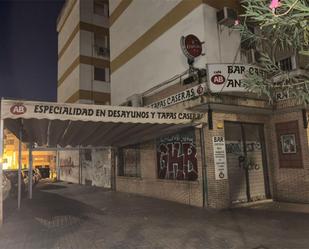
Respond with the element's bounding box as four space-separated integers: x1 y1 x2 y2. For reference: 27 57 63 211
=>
180 34 203 59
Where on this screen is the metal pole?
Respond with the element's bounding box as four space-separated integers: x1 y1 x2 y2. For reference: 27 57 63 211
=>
56 151 60 181
0 119 4 225
198 124 208 208
28 144 33 199
18 123 22 209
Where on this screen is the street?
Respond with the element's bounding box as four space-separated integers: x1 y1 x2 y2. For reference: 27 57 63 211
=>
0 181 308 249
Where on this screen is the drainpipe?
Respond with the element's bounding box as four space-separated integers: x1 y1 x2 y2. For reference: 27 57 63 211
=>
111 147 117 191
198 123 208 208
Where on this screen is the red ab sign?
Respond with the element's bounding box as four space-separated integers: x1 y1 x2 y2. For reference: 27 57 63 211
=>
10 104 27 115
180 34 203 60
211 74 226 85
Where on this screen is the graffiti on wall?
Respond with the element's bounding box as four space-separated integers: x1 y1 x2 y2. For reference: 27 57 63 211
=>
157 130 198 181
226 141 261 154
81 148 111 188
226 141 262 171
60 156 75 175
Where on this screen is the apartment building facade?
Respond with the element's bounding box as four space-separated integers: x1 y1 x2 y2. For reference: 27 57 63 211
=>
109 0 309 208
57 0 110 104
56 0 112 188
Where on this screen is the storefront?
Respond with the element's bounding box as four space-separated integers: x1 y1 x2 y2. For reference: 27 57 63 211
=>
0 99 205 224
115 63 309 209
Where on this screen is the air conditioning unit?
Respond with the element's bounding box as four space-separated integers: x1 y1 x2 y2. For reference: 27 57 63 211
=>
217 7 238 27
126 94 143 107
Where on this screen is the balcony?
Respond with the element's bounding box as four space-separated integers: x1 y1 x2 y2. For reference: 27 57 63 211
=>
93 45 110 58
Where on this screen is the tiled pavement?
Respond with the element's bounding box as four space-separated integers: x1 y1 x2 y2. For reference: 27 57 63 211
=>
1 181 309 249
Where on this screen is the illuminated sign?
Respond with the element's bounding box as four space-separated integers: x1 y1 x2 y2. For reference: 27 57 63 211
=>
180 34 203 59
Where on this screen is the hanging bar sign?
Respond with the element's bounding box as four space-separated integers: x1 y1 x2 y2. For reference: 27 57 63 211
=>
213 136 228 180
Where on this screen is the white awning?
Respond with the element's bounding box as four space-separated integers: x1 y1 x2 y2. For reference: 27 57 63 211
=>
1 99 206 147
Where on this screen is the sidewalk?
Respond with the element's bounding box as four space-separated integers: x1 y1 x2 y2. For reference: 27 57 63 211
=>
239 200 309 214
1 181 309 249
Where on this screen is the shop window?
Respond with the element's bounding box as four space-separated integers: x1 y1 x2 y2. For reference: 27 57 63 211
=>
118 145 141 177
4 139 14 145
94 67 106 81
156 129 198 181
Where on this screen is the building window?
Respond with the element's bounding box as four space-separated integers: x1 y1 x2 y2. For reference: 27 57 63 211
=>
277 57 293 71
94 34 109 57
94 67 106 81
118 145 141 177
94 0 107 16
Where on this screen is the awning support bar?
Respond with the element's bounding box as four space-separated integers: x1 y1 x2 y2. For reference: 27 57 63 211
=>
28 143 33 199
18 121 23 209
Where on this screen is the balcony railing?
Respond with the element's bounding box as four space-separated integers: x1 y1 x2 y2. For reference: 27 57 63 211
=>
94 45 110 58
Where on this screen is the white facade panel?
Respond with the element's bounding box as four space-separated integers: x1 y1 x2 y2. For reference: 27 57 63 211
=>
109 0 122 14
80 30 93 57
110 0 182 60
58 31 80 79
111 5 207 105
57 66 80 102
111 3 241 105
58 0 80 52
203 5 241 63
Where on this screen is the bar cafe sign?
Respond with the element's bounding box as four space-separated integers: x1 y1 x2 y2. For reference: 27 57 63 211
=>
207 63 265 93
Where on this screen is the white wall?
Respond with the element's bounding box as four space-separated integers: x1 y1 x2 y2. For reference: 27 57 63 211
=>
203 5 241 64
58 31 80 79
109 0 122 14
81 148 111 188
110 0 181 60
57 66 80 102
58 0 80 52
59 149 111 188
110 2 241 105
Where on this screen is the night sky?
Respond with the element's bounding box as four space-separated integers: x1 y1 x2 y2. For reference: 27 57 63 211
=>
0 0 64 102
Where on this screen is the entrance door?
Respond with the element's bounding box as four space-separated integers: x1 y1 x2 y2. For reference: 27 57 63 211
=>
225 122 270 204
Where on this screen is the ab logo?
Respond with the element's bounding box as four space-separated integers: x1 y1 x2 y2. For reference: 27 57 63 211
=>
10 104 27 115
211 74 225 85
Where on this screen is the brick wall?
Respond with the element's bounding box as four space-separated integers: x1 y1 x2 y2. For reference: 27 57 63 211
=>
204 112 272 208
269 111 309 203
116 129 204 207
